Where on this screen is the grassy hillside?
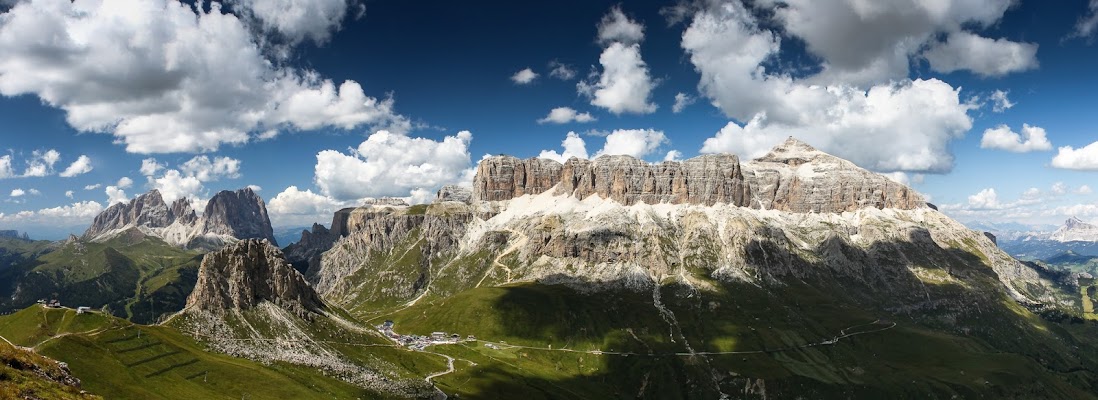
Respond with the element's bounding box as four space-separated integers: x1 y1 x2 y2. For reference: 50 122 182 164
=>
0 340 100 399
384 282 1098 399
0 306 401 399
0 233 202 324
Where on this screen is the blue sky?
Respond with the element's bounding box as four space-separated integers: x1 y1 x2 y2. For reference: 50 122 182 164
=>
2 0 1098 239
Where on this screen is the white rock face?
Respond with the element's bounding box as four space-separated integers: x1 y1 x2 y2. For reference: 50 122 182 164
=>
473 137 924 213
1050 217 1098 242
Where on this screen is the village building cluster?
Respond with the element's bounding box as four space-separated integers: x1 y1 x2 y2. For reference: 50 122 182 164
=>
376 320 475 351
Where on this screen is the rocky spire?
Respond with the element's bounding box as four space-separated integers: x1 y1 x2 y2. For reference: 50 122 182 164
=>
202 187 277 246
186 239 324 317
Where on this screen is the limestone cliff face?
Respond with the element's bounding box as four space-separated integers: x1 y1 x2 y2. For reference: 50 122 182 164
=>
472 156 563 202
186 239 323 316
743 138 925 213
471 138 923 213
310 202 474 300
556 154 749 206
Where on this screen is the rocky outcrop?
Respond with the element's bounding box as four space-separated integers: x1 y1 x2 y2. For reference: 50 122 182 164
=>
743 138 925 213
473 156 563 202
472 138 922 213
201 188 277 245
0 230 19 238
556 154 749 206
83 190 176 239
82 188 276 250
186 239 323 317
311 202 475 300
436 185 473 203
283 223 340 274
1050 217 1098 242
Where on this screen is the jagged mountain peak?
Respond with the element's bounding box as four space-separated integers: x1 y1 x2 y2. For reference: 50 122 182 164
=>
1051 216 1098 242
186 238 324 316
84 187 276 250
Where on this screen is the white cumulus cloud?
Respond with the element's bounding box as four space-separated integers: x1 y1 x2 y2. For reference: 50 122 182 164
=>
267 185 352 226
538 132 590 163
179 156 241 181
0 0 407 154
231 0 354 45
59 155 93 177
683 3 973 173
22 149 60 177
989 90 1014 113
672 92 695 113
594 129 668 159
579 7 657 115
980 124 1052 153
511 68 538 85
10 189 25 197
314 130 475 201
923 31 1038 77
548 61 576 80
537 107 596 124
1052 141 1098 171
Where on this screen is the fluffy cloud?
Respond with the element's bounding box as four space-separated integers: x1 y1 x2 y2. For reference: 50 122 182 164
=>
179 156 241 181
578 7 657 114
990 90 1014 113
231 0 355 45
314 130 474 201
140 158 165 176
10 189 25 197
83 184 101 190
104 176 134 205
59 155 93 177
0 200 103 223
149 169 203 203
664 150 683 162
980 124 1052 153
966 188 1001 209
594 129 668 159
105 186 128 205
511 68 538 84
1051 141 1098 170
65 190 73 199
754 0 1022 86
537 107 596 124
267 185 352 226
117 177 134 189
538 132 589 163
22 149 60 177
137 156 240 202
538 129 667 162
923 31 1038 77
684 3 973 173
0 155 12 179
672 92 695 113
1080 185 1094 195
597 7 645 46
548 61 576 80
0 0 406 154
1052 182 1069 196
1074 0 1098 38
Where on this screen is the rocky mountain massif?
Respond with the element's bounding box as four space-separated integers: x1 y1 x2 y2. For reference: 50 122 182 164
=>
274 138 1098 398
174 238 436 398
7 138 1098 399
83 188 276 250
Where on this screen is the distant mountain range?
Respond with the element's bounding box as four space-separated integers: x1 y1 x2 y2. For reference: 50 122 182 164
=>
967 217 1098 260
